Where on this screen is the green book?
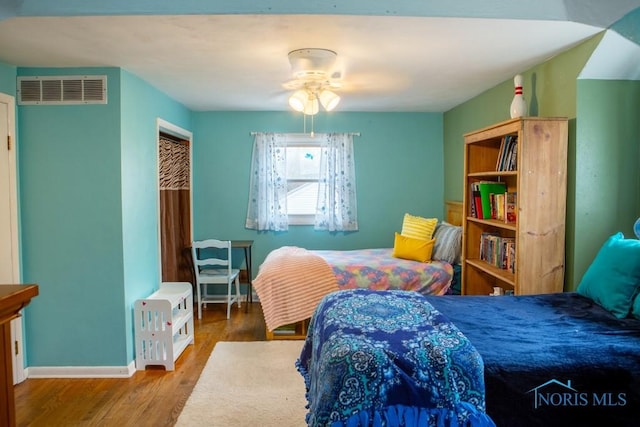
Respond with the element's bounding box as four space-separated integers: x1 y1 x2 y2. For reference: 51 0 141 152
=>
478 181 506 219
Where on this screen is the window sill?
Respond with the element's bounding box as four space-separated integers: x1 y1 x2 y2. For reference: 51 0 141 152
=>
288 214 314 226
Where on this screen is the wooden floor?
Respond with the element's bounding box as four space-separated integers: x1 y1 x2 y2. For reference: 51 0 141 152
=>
14 302 268 427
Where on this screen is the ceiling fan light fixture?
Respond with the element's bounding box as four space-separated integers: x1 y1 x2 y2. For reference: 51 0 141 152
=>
303 94 319 116
286 48 342 116
319 90 340 111
288 89 308 112
288 48 337 80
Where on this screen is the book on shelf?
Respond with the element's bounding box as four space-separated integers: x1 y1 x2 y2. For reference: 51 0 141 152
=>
478 181 506 219
507 138 518 170
470 182 483 218
495 136 507 170
492 193 505 221
479 232 516 273
505 191 517 223
508 242 516 273
469 184 477 218
495 135 518 171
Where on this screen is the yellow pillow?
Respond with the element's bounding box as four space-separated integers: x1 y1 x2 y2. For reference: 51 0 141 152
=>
401 213 438 240
393 233 435 263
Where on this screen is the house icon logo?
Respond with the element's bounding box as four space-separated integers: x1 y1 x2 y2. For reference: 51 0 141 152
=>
527 379 627 409
527 379 580 409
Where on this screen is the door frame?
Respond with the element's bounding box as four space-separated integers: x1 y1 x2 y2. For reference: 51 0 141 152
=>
0 92 25 383
155 118 193 282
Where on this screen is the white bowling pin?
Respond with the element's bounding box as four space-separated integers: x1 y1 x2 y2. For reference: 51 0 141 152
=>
510 74 527 118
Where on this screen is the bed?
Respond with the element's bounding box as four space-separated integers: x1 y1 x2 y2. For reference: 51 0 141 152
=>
297 290 640 426
312 248 453 295
296 289 495 427
426 292 640 426
253 201 463 339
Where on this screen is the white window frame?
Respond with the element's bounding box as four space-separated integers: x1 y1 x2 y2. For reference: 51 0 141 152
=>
285 136 322 225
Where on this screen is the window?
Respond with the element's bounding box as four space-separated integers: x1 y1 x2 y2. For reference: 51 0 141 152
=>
285 142 321 224
246 132 358 232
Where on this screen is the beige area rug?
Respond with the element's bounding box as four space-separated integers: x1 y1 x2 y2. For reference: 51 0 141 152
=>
176 341 308 427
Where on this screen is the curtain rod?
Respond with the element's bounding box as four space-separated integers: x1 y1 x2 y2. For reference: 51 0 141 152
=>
250 132 360 137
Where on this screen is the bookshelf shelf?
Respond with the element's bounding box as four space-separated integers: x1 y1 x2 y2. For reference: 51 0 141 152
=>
462 117 568 296
467 171 517 178
466 217 517 231
466 259 516 287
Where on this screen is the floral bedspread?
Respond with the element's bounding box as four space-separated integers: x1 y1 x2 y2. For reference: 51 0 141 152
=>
296 289 495 427
312 248 452 296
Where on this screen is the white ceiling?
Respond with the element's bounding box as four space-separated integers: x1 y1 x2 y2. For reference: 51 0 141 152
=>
0 11 634 112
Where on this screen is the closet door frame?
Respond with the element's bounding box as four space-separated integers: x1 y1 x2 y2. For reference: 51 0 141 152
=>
156 118 193 283
0 93 25 384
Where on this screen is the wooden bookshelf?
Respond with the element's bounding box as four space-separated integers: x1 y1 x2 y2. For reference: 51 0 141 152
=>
462 117 568 295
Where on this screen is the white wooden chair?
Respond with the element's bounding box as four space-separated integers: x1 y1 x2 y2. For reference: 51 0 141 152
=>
191 239 241 319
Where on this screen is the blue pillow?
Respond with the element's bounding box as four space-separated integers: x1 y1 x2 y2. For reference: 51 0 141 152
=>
577 232 640 318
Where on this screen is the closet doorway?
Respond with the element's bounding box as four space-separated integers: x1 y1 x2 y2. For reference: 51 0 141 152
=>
157 119 193 285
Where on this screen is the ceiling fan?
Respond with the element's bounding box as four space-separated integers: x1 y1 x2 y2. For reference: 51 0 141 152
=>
283 48 343 115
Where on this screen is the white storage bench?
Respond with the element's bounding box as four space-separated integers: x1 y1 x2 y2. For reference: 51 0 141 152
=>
134 282 195 371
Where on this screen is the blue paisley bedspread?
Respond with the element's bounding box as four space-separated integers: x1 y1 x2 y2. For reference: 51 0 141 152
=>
296 289 496 427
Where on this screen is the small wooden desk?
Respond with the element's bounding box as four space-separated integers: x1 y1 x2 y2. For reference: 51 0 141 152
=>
231 240 254 311
1 284 39 427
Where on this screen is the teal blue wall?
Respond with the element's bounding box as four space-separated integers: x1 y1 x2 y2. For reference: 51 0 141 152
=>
17 67 190 366
13 73 439 367
610 7 640 45
120 70 191 363
12 0 572 19
0 1 20 20
18 67 126 366
192 111 444 274
0 60 16 95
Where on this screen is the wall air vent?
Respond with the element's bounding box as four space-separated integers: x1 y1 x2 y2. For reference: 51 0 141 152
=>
17 75 107 105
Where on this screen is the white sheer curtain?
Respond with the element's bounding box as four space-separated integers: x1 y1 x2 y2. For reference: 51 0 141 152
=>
245 132 358 232
314 133 358 231
245 132 289 231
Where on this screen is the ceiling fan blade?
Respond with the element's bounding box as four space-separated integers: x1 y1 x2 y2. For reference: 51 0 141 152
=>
282 79 304 90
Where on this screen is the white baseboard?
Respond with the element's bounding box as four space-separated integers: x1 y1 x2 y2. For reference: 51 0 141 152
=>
27 360 136 378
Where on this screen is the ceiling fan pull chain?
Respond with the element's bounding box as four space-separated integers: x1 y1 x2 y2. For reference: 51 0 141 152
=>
310 113 315 138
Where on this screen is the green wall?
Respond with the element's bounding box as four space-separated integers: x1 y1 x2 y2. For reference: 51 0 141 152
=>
192 111 444 273
443 31 640 291
574 79 640 285
443 34 603 203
